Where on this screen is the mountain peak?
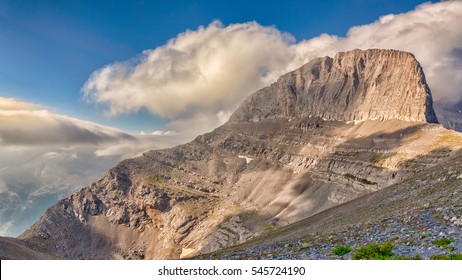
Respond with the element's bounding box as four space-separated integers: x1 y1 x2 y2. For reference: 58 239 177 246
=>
230 49 438 123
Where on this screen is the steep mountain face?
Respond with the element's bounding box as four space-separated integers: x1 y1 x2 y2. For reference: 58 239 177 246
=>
19 49 462 260
230 49 438 124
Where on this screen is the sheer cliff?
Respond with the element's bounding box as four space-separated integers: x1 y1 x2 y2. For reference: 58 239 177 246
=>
230 49 438 123
18 49 462 260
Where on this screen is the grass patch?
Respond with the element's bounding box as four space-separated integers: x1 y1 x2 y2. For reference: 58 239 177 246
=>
370 153 387 164
359 178 377 185
344 173 356 180
392 255 422 260
428 147 452 156
344 173 378 185
432 237 454 249
352 243 394 260
431 254 462 260
333 245 351 256
398 158 415 168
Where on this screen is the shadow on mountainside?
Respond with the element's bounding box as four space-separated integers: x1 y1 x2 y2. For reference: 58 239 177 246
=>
196 121 462 257
195 148 462 259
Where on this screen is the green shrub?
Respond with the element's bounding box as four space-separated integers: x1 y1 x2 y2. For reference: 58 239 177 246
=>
333 245 351 256
392 255 422 260
300 242 310 249
359 178 378 185
432 237 453 247
370 153 386 164
352 243 394 260
343 173 378 185
431 254 462 260
344 173 356 180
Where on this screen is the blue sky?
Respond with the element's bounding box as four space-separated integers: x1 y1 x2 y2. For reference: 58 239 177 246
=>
0 0 435 133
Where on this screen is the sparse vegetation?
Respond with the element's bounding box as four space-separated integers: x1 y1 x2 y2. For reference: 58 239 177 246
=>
428 147 452 156
344 173 378 185
333 245 351 256
399 158 415 168
352 243 394 260
432 237 454 249
430 254 462 260
359 178 376 185
392 255 422 260
370 153 387 164
344 173 356 180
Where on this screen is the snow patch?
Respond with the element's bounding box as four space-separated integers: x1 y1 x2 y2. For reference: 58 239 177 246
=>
238 155 253 164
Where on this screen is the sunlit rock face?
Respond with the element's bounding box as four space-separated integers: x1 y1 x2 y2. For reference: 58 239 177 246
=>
230 49 438 124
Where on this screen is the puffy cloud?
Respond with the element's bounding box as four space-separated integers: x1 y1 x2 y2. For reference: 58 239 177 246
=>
83 1 462 136
329 0 462 101
83 21 297 133
290 0 462 101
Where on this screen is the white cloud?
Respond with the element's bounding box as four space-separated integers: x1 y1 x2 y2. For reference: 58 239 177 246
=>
0 97 191 236
151 130 176 136
83 20 297 133
330 1 462 101
0 97 136 146
83 1 462 137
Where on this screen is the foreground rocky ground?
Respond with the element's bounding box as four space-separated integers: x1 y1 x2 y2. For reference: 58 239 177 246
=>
201 207 462 260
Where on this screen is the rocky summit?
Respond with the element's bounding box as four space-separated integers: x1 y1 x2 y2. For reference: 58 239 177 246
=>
230 49 438 124
10 49 462 260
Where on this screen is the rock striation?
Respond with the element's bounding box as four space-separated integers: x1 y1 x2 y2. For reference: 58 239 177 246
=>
230 49 438 123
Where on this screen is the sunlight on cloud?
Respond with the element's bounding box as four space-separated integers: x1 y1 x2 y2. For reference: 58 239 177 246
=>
0 97 190 236
83 1 462 137
83 21 297 134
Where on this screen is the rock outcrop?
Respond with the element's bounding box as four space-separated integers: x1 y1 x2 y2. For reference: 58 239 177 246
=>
18 49 462 260
230 49 438 123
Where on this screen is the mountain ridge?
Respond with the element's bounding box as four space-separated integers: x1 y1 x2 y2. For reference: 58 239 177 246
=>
230 49 438 124
10 49 462 260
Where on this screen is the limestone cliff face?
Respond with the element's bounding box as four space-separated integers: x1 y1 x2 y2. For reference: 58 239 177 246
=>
230 49 438 123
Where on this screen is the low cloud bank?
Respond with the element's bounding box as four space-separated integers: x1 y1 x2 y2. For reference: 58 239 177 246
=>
0 97 190 236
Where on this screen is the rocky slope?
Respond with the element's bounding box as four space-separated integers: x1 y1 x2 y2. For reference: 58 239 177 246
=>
13 49 462 259
197 150 462 260
0 237 58 260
